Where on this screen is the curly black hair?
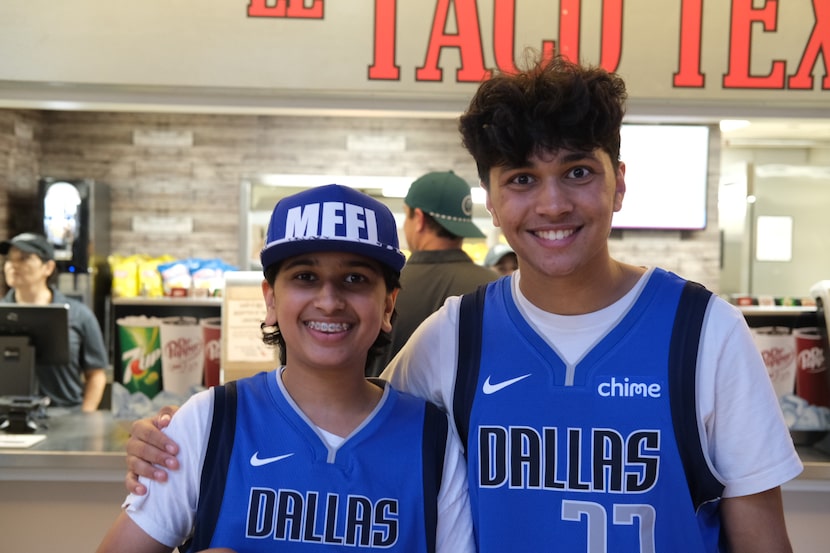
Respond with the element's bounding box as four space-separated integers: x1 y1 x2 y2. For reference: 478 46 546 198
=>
260 261 401 371
459 54 628 186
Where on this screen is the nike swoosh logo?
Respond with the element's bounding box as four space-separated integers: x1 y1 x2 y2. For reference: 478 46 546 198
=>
482 373 532 394
250 452 294 467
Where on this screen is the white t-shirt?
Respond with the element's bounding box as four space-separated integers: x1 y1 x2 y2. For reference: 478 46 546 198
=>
382 268 803 498
124 371 475 552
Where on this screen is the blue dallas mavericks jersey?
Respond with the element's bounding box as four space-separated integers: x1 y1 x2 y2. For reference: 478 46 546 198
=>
187 372 447 552
456 269 724 552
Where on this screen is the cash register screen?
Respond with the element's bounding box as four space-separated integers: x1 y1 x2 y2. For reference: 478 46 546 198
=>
0 303 71 396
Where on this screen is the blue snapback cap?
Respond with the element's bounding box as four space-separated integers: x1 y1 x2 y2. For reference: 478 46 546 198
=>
260 184 405 273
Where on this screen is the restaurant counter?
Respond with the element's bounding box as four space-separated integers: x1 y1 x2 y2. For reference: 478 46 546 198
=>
0 410 128 553
1 411 829 552
0 410 126 482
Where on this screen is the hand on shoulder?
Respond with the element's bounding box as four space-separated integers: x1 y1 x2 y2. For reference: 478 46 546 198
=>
124 405 181 495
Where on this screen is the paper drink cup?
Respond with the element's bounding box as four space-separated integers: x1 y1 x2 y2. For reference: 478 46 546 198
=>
160 316 204 396
117 316 163 398
201 317 222 387
794 327 830 408
751 326 796 399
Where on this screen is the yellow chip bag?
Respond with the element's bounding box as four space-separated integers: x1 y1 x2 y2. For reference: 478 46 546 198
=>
109 254 142 298
138 255 175 298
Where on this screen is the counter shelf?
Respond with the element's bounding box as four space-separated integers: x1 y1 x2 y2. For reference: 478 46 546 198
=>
0 410 127 482
111 297 222 307
789 433 830 491
109 296 222 387
739 305 818 330
738 305 816 315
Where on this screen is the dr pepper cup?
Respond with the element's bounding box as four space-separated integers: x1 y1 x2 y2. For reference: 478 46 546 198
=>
794 327 830 408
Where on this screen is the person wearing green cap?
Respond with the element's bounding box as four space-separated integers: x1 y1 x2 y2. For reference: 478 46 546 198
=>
368 171 497 376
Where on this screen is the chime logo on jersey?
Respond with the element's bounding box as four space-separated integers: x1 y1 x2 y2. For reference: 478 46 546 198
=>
477 426 661 493
284 201 379 243
246 487 399 547
597 376 662 398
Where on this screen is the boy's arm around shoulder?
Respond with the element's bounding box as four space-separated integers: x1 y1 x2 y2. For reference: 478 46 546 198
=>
125 405 181 494
118 390 214 549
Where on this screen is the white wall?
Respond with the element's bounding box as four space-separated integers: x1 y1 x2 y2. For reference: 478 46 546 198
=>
720 144 830 297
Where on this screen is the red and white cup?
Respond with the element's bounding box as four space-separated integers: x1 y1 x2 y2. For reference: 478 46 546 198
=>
794 327 830 408
201 317 222 388
751 326 796 400
160 316 204 396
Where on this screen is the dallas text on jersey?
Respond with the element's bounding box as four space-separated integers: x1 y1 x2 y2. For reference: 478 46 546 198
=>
478 426 661 492
245 488 399 547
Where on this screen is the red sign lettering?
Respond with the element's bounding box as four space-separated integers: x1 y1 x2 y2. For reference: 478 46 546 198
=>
558 0 581 63
465 0 559 76
245 1 830 92
722 0 786 89
369 0 400 80
415 0 490 82
598 0 623 70
370 0 623 83
248 0 324 19
674 0 704 87
788 0 830 89
492 0 523 73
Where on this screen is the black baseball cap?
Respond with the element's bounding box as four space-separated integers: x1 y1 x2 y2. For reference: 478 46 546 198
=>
0 233 55 260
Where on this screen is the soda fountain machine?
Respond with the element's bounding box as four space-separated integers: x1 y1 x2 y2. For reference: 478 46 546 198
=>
37 178 111 329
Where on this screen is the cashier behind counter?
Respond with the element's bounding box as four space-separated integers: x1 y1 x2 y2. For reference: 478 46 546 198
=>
0 233 107 412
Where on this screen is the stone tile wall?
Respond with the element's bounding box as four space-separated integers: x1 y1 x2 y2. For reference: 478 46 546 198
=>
0 110 44 291
0 108 720 293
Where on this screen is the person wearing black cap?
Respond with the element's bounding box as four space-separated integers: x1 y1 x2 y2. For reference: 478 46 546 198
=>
369 171 497 376
1 232 108 411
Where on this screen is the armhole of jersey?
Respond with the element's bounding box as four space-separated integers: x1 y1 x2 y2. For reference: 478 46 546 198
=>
453 284 487 453
421 401 449 553
184 381 238 552
668 281 724 511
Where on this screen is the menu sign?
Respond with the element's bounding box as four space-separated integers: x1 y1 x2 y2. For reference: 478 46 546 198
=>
0 0 827 111
222 272 277 382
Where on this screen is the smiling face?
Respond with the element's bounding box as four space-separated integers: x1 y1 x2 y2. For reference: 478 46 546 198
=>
485 148 626 301
262 251 397 375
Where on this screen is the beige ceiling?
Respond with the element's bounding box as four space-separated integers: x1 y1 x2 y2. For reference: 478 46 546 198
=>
3 81 826 148
720 118 830 148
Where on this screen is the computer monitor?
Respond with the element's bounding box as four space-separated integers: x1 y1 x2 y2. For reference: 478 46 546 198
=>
0 303 71 397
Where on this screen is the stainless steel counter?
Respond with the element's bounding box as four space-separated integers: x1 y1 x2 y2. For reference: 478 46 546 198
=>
789 435 830 490
0 410 128 482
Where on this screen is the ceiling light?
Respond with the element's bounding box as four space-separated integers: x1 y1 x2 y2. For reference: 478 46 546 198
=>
719 119 751 133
